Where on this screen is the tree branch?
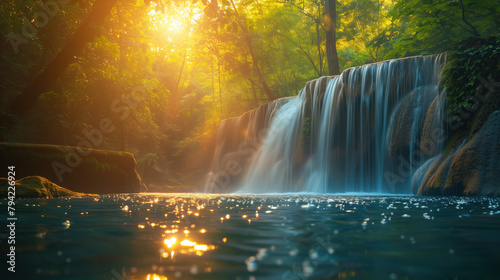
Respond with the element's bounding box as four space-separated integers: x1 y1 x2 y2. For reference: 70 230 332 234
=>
459 0 480 36
275 32 320 76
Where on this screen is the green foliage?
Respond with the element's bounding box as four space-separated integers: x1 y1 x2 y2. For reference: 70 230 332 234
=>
337 0 395 64
338 48 372 69
443 36 500 130
373 0 500 59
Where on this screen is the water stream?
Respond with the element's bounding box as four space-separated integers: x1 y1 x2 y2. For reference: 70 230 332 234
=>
206 54 448 194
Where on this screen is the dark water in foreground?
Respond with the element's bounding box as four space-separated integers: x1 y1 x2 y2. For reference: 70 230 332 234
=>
2 194 500 280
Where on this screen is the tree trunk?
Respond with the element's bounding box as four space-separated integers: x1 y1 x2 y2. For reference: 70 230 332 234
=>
8 0 118 118
316 1 323 76
324 0 340 76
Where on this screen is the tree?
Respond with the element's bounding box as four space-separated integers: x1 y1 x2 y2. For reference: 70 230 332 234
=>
376 0 500 58
7 0 119 118
324 0 340 75
278 0 340 76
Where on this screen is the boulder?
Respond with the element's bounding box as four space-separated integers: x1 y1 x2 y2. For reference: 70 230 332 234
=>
444 111 500 196
0 142 144 194
419 111 500 196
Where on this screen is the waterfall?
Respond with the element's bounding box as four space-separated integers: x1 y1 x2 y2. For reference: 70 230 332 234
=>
206 54 448 193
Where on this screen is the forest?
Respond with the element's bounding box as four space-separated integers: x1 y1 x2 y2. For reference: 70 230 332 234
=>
1 0 499 190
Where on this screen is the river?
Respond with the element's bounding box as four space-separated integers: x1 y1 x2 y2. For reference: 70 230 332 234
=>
4 193 500 280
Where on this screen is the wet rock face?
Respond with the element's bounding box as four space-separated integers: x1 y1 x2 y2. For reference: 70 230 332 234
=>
420 94 448 158
468 86 500 139
0 142 144 194
419 111 500 196
416 145 462 196
445 111 500 196
388 86 437 161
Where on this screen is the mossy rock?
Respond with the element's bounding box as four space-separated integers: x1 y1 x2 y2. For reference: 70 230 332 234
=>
0 176 91 198
0 142 144 194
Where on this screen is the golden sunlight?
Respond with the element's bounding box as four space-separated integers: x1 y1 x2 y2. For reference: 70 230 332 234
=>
163 237 177 248
194 244 208 251
162 235 214 259
147 2 203 40
180 239 196 246
146 274 167 280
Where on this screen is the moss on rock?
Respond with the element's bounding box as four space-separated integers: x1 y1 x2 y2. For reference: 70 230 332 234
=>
0 176 91 198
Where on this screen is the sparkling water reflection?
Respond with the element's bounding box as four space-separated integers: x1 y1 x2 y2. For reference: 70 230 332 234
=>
3 194 500 279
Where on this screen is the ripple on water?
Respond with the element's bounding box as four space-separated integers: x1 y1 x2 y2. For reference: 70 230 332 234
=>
6 194 500 279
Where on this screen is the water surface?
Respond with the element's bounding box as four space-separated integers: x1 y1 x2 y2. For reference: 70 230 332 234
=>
3 194 500 280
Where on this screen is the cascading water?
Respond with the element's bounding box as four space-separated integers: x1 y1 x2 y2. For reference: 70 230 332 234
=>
206 54 448 193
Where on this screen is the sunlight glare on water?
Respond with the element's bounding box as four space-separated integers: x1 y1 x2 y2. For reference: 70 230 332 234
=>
5 193 500 280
